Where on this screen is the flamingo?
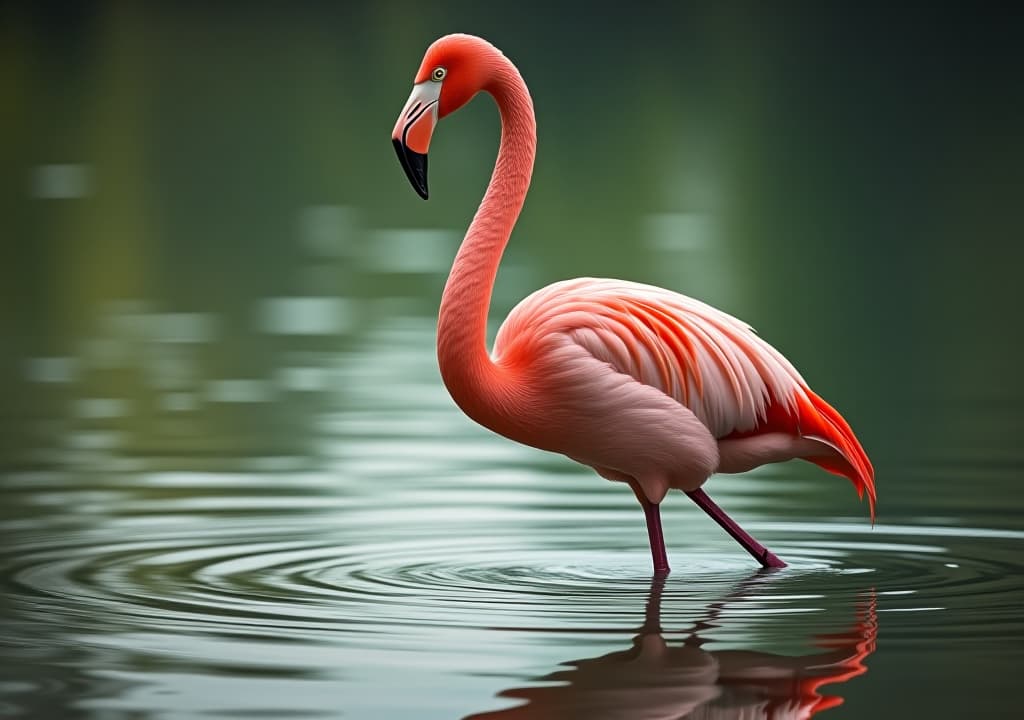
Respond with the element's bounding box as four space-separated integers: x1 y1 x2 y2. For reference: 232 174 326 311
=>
391 34 875 573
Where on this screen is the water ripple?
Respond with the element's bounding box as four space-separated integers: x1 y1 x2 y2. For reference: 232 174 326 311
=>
4 478 1022 652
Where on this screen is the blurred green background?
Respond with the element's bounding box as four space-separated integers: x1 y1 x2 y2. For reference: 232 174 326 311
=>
3 2 1022 490
1 3 1023 718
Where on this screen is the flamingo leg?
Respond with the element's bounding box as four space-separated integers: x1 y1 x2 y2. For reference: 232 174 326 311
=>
640 497 671 576
684 488 787 569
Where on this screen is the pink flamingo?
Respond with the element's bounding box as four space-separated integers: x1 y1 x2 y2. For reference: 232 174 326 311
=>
391 34 875 573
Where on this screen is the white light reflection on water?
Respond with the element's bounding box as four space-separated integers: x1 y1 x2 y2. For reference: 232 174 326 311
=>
365 229 459 273
30 164 93 199
258 297 353 335
24 357 78 383
4 313 1024 719
205 378 275 403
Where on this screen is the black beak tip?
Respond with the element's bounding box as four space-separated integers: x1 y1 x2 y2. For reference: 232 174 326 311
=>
393 138 429 200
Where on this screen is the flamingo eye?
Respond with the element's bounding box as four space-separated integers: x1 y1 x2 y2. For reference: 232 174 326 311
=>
431 67 447 82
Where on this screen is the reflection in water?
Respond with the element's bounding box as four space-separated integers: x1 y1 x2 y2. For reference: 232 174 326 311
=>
3 311 1022 718
469 577 876 720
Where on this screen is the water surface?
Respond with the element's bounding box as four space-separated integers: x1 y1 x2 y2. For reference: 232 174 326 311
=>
3 319 1023 719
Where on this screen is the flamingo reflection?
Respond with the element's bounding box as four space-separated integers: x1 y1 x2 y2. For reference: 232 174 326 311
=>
467 578 876 719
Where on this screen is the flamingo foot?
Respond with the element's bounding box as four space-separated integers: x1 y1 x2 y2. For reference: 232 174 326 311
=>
640 498 671 575
684 488 787 569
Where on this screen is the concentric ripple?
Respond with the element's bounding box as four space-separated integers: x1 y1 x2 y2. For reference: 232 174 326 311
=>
4 472 1023 655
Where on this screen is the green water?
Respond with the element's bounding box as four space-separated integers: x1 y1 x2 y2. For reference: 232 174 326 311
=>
2 4 1023 718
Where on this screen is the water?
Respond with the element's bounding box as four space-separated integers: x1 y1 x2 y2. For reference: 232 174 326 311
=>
3 317 1023 718
3 4 1024 719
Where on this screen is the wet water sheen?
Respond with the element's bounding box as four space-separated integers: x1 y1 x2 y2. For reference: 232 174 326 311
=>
3 320 1023 719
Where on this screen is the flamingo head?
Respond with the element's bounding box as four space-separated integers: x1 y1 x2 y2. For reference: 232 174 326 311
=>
392 34 493 199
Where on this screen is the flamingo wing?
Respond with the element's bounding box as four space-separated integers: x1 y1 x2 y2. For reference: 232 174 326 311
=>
494 278 876 517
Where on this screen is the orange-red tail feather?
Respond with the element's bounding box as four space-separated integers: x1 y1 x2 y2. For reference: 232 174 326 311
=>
724 386 876 520
795 388 876 521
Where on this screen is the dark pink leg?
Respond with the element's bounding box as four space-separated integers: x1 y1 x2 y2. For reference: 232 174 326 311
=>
685 488 786 568
640 497 671 575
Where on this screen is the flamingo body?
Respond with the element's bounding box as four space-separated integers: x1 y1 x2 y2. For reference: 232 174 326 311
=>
490 277 875 511
392 34 875 572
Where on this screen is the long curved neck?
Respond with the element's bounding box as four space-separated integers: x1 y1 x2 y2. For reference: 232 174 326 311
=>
437 56 536 426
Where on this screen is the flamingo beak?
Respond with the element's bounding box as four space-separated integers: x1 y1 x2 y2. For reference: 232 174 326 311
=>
392 81 441 200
